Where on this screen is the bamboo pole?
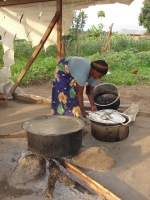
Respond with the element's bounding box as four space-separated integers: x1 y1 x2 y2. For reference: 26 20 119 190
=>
56 0 62 61
58 159 123 200
10 11 60 95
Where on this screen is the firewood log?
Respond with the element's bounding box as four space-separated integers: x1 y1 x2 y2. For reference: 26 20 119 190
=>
57 158 123 200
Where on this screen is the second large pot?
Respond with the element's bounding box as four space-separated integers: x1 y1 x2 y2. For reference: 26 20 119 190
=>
91 121 129 142
87 110 130 142
23 115 84 158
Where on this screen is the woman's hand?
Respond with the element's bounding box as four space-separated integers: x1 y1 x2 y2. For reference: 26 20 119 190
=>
91 105 97 112
81 110 89 117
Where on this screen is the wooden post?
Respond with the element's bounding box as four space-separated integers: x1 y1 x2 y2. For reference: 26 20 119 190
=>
56 0 62 61
61 41 65 58
10 11 60 95
102 23 114 53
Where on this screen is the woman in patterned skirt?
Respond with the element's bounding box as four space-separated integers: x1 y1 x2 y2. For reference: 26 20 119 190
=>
51 56 108 117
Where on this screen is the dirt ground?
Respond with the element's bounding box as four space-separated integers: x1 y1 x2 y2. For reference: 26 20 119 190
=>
0 83 150 200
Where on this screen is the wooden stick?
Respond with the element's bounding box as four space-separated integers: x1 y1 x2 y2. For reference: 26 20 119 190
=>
58 159 123 200
0 93 8 100
59 169 93 195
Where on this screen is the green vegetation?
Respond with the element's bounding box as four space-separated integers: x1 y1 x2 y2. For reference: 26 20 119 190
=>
0 8 150 87
139 0 150 33
9 40 57 85
0 33 150 86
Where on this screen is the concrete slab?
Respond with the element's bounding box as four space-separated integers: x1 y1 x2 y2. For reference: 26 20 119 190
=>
0 84 150 200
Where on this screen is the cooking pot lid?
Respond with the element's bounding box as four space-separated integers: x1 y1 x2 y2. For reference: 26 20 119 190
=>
23 115 84 136
86 109 126 125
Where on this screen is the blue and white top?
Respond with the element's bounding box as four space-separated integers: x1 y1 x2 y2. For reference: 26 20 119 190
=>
68 56 97 87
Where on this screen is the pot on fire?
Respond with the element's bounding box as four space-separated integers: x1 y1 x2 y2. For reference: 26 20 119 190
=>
23 115 84 158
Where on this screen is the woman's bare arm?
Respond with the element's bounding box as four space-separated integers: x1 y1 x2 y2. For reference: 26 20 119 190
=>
86 84 97 112
76 83 88 117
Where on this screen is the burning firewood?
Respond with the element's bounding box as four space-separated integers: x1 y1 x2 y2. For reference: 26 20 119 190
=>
45 160 93 199
45 162 59 199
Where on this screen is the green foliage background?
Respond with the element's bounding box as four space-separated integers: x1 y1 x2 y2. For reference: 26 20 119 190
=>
139 0 150 33
0 32 150 86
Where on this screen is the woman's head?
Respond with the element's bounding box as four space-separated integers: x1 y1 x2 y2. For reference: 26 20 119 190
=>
91 60 108 75
90 60 108 79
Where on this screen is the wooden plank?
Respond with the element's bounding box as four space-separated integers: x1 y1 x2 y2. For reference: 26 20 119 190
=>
13 93 51 105
0 94 8 100
10 11 60 94
0 0 54 7
58 159 123 200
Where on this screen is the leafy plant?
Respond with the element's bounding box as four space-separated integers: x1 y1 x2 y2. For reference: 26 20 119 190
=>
139 0 150 33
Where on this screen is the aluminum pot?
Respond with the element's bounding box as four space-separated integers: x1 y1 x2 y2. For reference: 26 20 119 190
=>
94 83 120 110
23 115 84 158
89 112 131 142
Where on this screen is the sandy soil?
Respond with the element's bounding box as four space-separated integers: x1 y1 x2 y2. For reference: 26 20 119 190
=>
0 83 150 200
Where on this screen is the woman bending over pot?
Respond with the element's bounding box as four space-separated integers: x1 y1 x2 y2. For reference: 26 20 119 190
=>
51 56 108 117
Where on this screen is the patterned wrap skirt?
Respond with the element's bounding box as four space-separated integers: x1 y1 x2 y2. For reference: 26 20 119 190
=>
51 57 80 117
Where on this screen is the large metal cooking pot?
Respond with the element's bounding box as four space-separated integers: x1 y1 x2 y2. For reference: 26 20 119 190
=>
23 115 84 158
87 110 131 142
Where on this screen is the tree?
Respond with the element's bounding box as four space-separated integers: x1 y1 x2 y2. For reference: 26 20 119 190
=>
68 10 88 54
97 10 105 24
138 0 150 33
88 24 104 40
70 10 88 39
87 10 105 40
89 25 101 38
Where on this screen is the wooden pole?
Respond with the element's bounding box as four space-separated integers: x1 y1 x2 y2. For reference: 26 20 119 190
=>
56 0 62 61
10 11 60 95
102 23 114 53
58 159 123 200
61 41 65 58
